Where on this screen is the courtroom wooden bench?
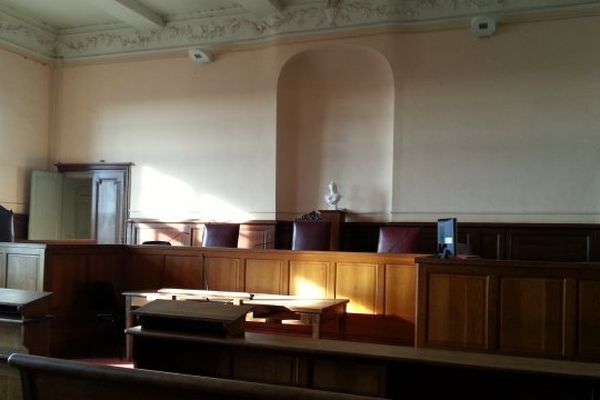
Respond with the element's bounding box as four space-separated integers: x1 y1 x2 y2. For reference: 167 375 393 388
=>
128 329 600 399
7 353 384 400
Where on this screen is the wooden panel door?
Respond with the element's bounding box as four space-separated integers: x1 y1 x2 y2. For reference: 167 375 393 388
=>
204 257 240 292
289 261 331 298
578 280 600 359
426 273 488 349
28 170 63 240
498 277 564 356
245 259 286 294
336 262 380 314
92 171 125 244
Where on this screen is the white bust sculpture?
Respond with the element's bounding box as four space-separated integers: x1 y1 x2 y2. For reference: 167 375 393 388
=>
324 181 341 210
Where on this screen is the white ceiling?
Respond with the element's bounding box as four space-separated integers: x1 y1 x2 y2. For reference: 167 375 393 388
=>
0 0 599 60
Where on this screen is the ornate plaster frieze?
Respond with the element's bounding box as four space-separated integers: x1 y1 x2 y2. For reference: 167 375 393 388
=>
0 11 56 58
1 0 599 60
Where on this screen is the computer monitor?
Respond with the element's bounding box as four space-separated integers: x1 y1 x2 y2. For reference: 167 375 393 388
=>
437 218 457 258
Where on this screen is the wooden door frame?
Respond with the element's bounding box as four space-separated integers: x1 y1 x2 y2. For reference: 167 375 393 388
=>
56 163 132 243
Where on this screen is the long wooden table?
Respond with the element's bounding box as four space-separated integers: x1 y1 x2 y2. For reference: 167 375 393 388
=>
124 288 349 358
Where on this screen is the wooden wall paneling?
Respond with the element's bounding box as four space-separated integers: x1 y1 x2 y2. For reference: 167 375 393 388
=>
244 258 287 294
43 253 88 357
238 224 275 249
190 225 205 247
232 350 298 386
311 358 387 397
384 263 415 323
499 277 565 357
335 262 380 314
128 253 164 290
426 273 488 350
132 222 191 246
289 261 331 298
479 228 504 259
507 229 591 261
591 230 600 261
204 256 240 292
577 279 600 359
162 255 203 289
563 278 577 359
5 254 44 291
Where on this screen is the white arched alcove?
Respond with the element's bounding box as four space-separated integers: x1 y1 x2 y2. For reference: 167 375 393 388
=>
276 45 394 220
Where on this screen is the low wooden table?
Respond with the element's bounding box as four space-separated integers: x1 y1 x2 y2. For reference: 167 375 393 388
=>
123 289 348 359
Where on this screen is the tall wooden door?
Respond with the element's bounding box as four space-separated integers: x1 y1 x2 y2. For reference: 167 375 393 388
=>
28 171 63 240
92 170 126 244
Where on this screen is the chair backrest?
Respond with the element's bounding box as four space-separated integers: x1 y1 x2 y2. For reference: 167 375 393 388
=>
292 221 331 251
202 224 240 248
8 353 383 400
376 227 420 253
82 281 117 316
0 205 15 242
142 240 172 245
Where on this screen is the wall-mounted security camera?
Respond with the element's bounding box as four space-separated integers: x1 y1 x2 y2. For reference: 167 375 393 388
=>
470 15 496 38
188 48 213 63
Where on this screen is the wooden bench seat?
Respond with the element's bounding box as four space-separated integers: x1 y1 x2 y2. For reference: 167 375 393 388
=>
7 353 384 400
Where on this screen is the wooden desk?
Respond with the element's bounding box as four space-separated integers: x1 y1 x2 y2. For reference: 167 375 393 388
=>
127 328 600 399
124 289 348 358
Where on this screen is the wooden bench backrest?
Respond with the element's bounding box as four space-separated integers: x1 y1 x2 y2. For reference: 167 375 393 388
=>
8 353 385 400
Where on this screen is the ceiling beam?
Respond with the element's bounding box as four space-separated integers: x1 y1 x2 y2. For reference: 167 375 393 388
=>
237 0 282 16
91 0 164 30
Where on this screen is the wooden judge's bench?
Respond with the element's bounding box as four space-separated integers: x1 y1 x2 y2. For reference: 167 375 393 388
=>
2 240 600 363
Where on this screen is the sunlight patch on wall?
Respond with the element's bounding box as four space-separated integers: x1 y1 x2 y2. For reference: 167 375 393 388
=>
291 276 326 299
138 165 251 221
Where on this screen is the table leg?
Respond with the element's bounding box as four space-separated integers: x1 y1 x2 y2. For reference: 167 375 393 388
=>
312 314 321 339
125 296 132 360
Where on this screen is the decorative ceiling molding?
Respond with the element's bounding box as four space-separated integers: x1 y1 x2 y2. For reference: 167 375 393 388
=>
0 10 56 58
0 0 599 60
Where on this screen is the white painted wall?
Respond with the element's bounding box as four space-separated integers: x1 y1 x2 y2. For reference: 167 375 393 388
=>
50 15 600 223
0 47 52 213
276 46 394 219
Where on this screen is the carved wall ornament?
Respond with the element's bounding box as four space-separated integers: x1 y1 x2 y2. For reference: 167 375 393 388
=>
0 0 594 60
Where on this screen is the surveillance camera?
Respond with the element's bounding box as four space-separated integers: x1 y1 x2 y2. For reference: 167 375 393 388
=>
470 15 496 38
188 48 213 63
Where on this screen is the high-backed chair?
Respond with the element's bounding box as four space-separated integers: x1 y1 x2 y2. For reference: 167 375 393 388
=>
376 226 419 253
202 223 240 248
142 240 172 245
0 205 15 242
292 220 331 251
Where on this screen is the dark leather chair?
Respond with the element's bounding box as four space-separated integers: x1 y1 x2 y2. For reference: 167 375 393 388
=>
377 226 419 253
142 240 171 245
291 220 331 251
83 281 122 359
202 223 240 248
0 205 15 242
